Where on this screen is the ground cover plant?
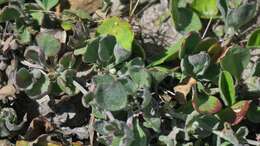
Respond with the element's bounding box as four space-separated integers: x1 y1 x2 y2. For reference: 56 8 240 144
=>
0 0 259 145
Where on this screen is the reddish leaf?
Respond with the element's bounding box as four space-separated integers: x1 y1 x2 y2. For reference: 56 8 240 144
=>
192 87 222 114
231 100 251 125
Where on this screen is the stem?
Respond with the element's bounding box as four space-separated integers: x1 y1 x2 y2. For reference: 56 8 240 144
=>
202 17 213 39
246 139 260 146
106 111 115 121
130 0 140 17
73 80 88 95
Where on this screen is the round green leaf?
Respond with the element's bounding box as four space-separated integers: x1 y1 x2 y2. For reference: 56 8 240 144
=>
0 6 21 22
179 32 201 59
98 35 116 63
114 43 131 64
36 33 61 57
25 71 50 99
97 17 134 51
131 120 147 146
58 52 76 69
219 71 236 106
61 21 74 31
36 0 58 11
24 46 45 64
149 38 183 67
192 0 219 19
220 47 250 80
171 0 202 33
181 52 211 76
93 74 114 85
129 67 151 88
57 69 79 96
95 81 127 111
226 2 256 29
83 37 99 63
15 68 33 90
247 28 260 48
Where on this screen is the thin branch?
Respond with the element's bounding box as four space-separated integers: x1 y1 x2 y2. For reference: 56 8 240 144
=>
202 17 213 39
130 0 140 17
106 111 115 121
73 80 88 95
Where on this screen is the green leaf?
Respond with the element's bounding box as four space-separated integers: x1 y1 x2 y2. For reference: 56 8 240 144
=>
36 0 58 11
15 68 33 90
179 32 201 59
217 0 228 18
83 37 99 63
195 38 218 53
129 67 151 88
191 0 219 19
93 74 114 85
219 71 236 106
247 102 260 123
0 0 8 5
141 88 152 108
149 38 183 67
36 33 61 57
97 17 134 51
114 43 131 64
24 46 45 65
30 11 44 25
220 47 250 80
181 52 211 76
217 107 236 123
130 119 147 146
247 28 260 48
57 69 79 96
192 88 222 114
186 111 220 138
16 26 31 44
58 52 76 69
0 6 21 22
61 21 74 31
25 70 50 99
119 78 138 95
95 81 128 111
170 0 202 33
143 117 161 132
98 35 116 63
226 2 256 29
149 67 169 86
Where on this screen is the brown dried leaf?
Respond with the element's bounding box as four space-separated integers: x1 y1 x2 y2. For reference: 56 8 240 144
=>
25 116 55 141
56 0 102 15
0 139 13 146
174 77 197 104
0 84 16 100
231 100 251 125
1 36 13 52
